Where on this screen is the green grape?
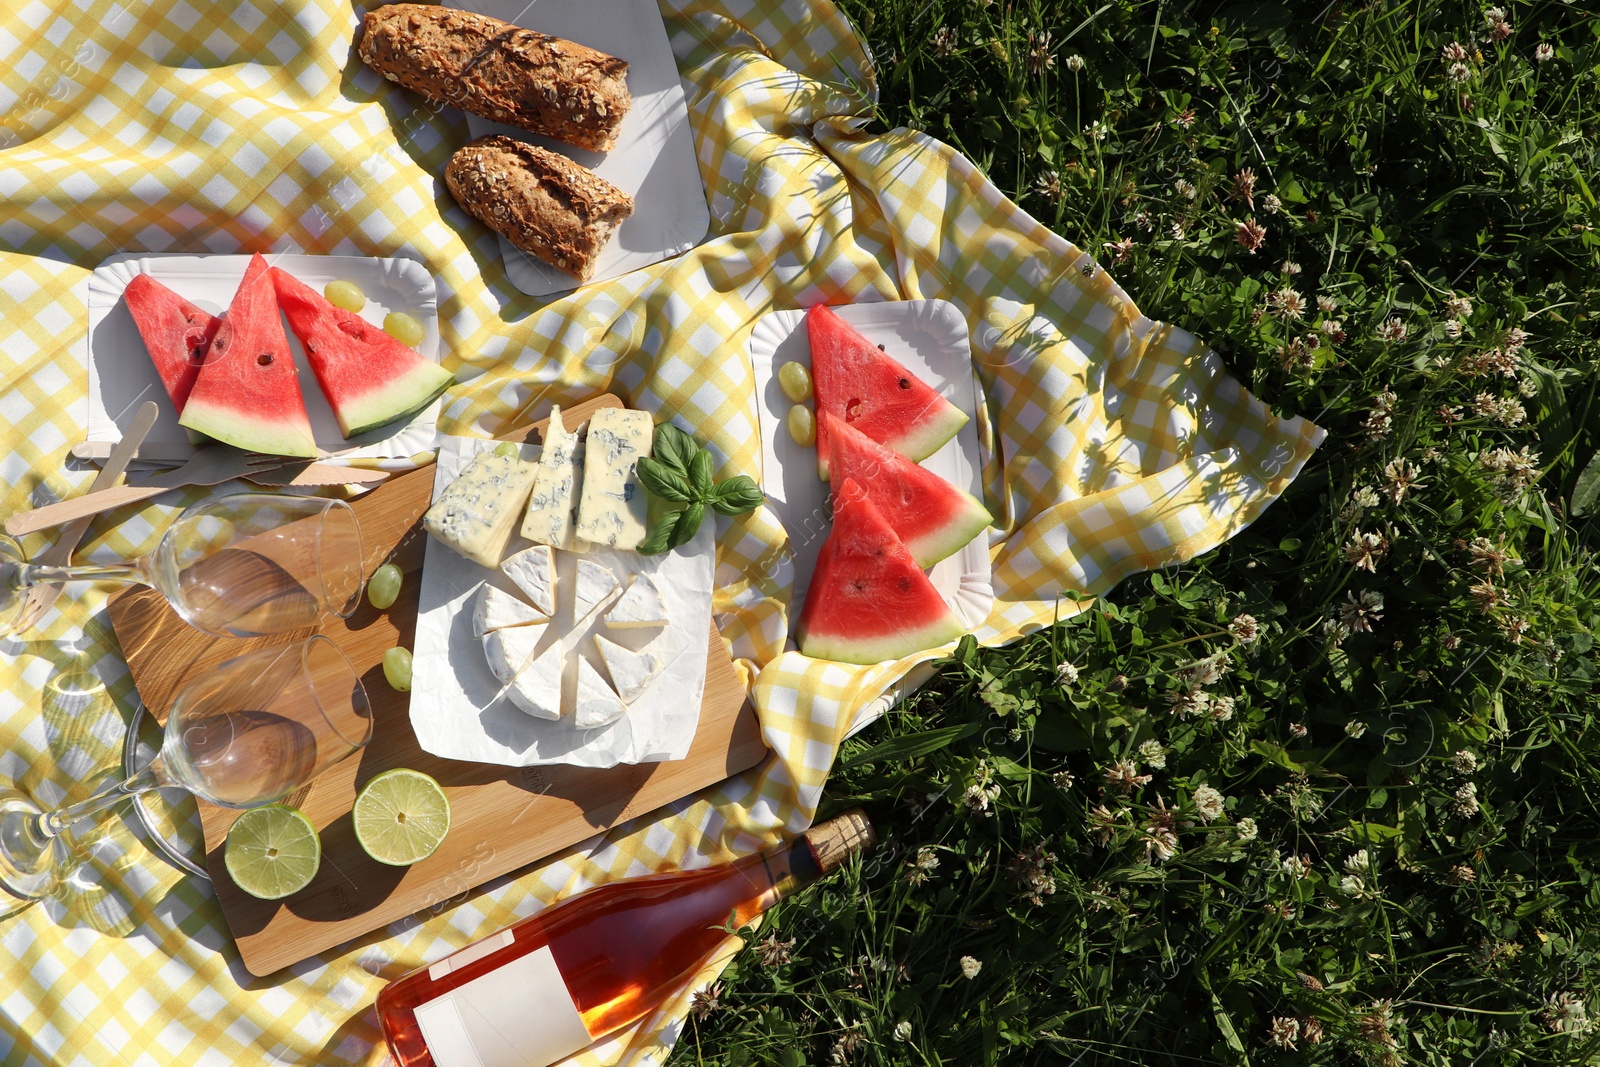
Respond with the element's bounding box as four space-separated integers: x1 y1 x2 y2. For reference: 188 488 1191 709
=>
382 647 413 692
494 441 519 458
778 361 813 402
787 404 816 448
367 563 403 610
324 280 366 313
383 311 425 348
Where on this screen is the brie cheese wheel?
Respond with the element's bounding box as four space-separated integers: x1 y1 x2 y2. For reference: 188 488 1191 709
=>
573 558 620 620
500 545 558 617
574 654 626 728
603 573 668 629
473 583 548 638
506 640 565 721
483 622 549 684
521 406 584 550
593 634 664 703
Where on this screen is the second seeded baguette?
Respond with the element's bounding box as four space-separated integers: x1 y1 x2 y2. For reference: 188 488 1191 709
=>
446 135 635 282
360 4 631 154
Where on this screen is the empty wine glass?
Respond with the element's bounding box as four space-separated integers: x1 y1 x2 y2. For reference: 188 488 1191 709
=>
0 635 372 904
0 493 363 638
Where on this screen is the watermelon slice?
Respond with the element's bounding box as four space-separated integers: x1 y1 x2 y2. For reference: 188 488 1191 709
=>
796 477 965 664
823 412 992 567
122 274 219 423
270 267 453 439
179 254 318 458
807 304 969 479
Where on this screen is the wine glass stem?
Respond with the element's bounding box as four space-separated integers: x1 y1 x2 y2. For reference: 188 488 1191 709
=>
35 762 167 840
20 559 149 589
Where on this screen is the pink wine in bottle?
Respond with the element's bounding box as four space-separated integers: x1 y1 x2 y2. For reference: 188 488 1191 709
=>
376 810 876 1067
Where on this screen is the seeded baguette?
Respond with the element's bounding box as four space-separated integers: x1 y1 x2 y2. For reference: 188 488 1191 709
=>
447 135 635 282
359 4 630 154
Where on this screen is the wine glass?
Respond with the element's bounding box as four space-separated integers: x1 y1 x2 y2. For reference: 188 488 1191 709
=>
0 635 372 904
0 493 364 638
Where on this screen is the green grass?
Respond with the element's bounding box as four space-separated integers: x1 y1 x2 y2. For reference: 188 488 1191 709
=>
670 2 1600 1063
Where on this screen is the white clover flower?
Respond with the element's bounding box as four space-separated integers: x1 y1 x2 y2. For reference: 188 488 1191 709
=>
1192 785 1226 822
1341 873 1366 895
1354 486 1382 508
1535 42 1556 63
1444 318 1464 339
1138 739 1167 769
1064 53 1085 72
1283 855 1311 878
1209 695 1236 723
1453 781 1481 817
1234 817 1258 842
893 1020 913 1042
1345 720 1368 738
960 955 983 979
1344 849 1371 873
1175 178 1197 199
1229 613 1260 645
1452 750 1479 774
1055 661 1079 687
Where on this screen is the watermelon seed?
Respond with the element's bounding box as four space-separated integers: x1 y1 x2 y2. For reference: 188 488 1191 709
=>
877 343 886 351
898 377 911 389
257 353 273 365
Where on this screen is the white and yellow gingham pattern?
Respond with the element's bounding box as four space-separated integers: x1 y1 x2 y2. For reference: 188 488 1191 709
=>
0 0 1322 1064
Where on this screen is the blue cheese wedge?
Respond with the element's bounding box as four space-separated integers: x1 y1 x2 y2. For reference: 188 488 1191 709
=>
423 443 541 568
574 654 626 728
520 406 584 549
473 584 547 638
573 408 653 550
572 558 619 620
506 640 565 721
593 634 664 703
603 573 668 629
483 622 549 684
500 545 557 617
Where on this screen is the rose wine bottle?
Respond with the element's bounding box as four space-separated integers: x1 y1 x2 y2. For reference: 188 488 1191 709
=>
376 810 876 1067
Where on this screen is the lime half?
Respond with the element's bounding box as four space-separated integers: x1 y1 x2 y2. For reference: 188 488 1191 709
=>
224 805 322 900
353 769 451 866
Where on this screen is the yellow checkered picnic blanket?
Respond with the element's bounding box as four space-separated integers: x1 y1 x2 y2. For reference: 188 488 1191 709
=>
0 0 1323 1063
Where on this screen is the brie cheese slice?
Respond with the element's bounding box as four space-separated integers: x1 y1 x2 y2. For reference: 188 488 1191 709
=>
473 583 547 638
500 545 558 618
603 573 668 629
593 634 664 704
483 622 549 684
506 640 565 721
573 558 620 620
574 654 626 728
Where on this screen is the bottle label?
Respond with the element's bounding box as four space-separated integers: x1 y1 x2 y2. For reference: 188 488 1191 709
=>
412 944 591 1067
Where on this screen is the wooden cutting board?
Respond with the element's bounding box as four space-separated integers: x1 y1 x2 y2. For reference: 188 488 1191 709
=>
107 394 768 977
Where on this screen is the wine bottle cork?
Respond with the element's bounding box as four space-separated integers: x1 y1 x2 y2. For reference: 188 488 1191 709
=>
803 809 877 875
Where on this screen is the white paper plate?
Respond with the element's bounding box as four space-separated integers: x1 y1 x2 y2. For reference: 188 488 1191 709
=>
451 0 710 296
84 252 443 460
412 435 713 768
749 299 995 642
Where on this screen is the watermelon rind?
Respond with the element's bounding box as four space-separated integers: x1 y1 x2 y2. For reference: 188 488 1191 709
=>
807 304 970 479
796 477 966 665
177 396 321 458
270 267 453 439
824 412 992 568
337 368 453 438
179 254 319 458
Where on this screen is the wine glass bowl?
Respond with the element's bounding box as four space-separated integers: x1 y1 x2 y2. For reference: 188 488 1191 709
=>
0 493 364 639
0 636 372 906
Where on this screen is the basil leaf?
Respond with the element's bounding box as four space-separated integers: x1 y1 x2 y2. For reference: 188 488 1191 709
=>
637 456 693 503
688 450 715 499
711 475 763 516
637 516 677 555
653 423 698 475
670 501 705 548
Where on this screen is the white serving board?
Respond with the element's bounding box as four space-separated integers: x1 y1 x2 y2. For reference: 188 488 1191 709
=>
412 434 713 768
749 299 995 641
84 252 443 460
450 0 710 296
